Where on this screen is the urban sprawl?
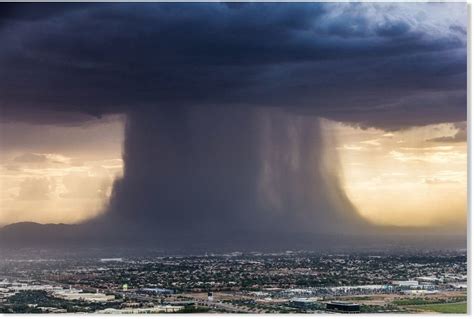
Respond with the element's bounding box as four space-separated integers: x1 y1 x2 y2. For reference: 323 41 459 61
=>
0 250 467 314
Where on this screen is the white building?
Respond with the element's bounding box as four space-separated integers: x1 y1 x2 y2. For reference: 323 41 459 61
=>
100 258 124 262
402 289 438 295
96 305 183 314
53 290 115 302
12 284 58 292
416 276 439 283
449 282 467 289
392 280 419 287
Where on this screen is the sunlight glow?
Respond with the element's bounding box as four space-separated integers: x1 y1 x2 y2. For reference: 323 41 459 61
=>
324 120 467 228
0 115 124 226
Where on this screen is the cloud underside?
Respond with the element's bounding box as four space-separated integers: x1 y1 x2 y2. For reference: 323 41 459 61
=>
0 2 466 129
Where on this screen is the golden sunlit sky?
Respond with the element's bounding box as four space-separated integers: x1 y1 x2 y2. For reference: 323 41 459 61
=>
0 115 466 229
0 115 124 225
324 120 466 229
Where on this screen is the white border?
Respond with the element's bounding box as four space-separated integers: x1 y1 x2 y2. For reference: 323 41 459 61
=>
0 1 471 318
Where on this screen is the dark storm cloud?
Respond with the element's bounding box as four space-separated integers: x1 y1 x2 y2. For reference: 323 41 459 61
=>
0 3 81 26
0 3 467 249
0 2 466 128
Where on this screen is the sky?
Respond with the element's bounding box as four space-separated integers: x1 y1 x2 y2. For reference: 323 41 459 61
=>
0 2 467 249
0 115 124 225
328 120 466 229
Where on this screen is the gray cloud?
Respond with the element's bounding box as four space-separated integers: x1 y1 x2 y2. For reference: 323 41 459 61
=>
426 122 467 143
14 153 48 163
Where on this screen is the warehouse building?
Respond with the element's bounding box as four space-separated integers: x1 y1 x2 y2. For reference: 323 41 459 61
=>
326 301 360 313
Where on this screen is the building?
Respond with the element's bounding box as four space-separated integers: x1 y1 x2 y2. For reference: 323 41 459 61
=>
121 302 140 308
53 289 115 302
139 288 174 295
392 280 419 287
416 276 440 283
168 300 196 307
11 284 57 292
449 282 467 290
289 298 321 309
100 258 123 262
96 305 183 314
326 301 360 313
330 285 392 294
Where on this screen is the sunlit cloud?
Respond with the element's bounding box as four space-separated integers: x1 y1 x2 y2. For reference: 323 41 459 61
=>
340 144 366 151
390 150 466 164
360 139 381 146
0 115 124 226
327 120 466 228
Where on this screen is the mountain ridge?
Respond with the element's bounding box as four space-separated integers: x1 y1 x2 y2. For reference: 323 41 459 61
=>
0 220 466 252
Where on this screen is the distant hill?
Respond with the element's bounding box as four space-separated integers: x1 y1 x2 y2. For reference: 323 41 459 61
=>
0 222 82 247
0 221 466 252
0 221 151 249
